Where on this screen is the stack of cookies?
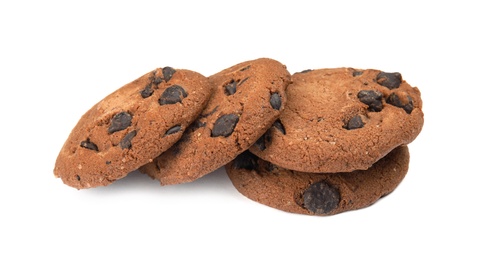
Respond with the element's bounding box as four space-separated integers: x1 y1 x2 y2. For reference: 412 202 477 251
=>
54 58 424 216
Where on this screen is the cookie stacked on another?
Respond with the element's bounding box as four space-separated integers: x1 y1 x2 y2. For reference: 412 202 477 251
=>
53 59 424 217
140 58 291 185
54 67 213 189
225 68 424 216
54 58 291 189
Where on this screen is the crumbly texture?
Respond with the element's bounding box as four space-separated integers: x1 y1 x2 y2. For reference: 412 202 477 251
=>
249 68 424 173
140 58 291 185
226 146 410 216
54 67 212 189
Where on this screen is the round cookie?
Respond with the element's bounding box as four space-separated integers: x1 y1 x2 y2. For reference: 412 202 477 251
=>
140 58 291 185
249 68 423 173
226 146 410 216
54 67 212 189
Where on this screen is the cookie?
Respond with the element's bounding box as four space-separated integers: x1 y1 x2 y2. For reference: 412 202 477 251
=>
226 146 410 216
140 58 291 185
249 68 423 173
54 67 212 189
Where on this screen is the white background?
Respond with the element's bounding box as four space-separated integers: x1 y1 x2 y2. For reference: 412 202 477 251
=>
1 0 485 259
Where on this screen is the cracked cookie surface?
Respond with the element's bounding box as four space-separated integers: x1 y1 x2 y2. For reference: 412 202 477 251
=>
140 58 291 185
54 67 212 189
249 68 424 173
226 146 409 216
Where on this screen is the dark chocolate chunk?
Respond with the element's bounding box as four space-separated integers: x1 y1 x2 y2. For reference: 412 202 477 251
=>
224 78 250 95
140 84 154 98
358 90 383 112
162 67 176 82
224 80 238 95
270 93 282 110
152 77 164 85
158 85 188 105
165 125 182 136
302 181 340 215
273 119 286 135
108 112 132 134
80 139 99 151
386 93 414 114
211 114 239 137
402 98 414 114
254 130 271 151
106 161 111 165
120 130 137 149
76 175 81 181
376 72 402 89
232 151 258 170
300 69 312 73
345 115 364 130
352 70 363 77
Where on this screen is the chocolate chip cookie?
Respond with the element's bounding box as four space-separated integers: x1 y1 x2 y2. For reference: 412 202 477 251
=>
140 58 291 185
54 67 212 189
226 146 410 216
249 68 424 173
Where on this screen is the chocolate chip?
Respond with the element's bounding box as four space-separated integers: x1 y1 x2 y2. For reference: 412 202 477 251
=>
376 72 402 89
80 139 99 151
224 78 250 95
352 70 363 77
106 161 111 165
120 130 137 149
140 84 154 98
386 93 414 114
152 77 164 85
165 125 182 136
162 67 176 82
270 93 282 110
76 175 81 181
345 115 364 130
232 151 258 170
300 69 312 73
224 80 238 95
211 114 239 137
402 99 414 114
358 90 383 112
303 181 340 215
273 119 286 135
108 112 132 134
158 85 188 105
254 131 271 151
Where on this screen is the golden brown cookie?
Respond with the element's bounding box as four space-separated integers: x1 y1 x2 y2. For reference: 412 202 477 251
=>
54 67 212 189
140 58 291 185
249 68 423 173
226 146 410 216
